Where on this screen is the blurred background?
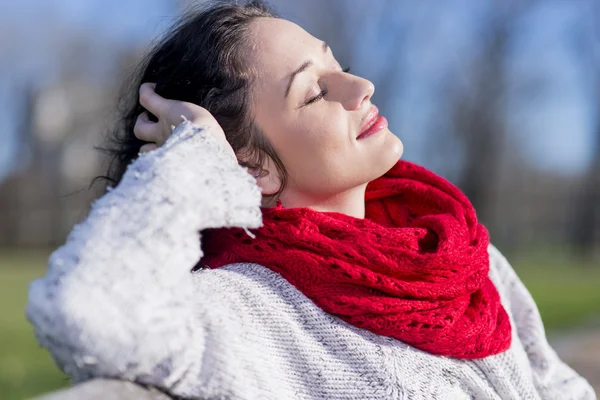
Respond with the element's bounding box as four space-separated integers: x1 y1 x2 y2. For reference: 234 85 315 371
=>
0 0 599 398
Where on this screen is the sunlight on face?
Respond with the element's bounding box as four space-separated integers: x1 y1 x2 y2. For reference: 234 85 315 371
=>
244 18 403 204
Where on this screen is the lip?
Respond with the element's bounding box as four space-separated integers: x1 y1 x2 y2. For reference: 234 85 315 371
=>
358 105 379 137
357 105 387 140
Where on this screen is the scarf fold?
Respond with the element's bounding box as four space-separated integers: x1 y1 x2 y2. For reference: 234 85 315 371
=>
202 160 512 359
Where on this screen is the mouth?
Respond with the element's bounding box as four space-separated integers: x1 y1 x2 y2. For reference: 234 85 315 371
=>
357 105 388 140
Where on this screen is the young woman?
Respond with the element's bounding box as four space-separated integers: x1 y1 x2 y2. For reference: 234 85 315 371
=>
27 1 596 399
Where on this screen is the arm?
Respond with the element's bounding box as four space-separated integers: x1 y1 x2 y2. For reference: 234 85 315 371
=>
488 245 597 400
26 120 262 397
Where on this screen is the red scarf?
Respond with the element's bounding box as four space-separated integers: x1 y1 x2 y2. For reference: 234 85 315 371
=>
202 160 511 359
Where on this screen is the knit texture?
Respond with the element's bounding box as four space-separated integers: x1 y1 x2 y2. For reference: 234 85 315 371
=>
203 160 510 359
27 121 596 399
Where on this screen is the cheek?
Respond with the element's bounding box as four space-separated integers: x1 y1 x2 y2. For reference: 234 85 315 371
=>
280 115 355 186
286 111 348 154
257 103 353 184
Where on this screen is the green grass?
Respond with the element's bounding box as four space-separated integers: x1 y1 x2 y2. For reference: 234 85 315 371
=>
511 251 600 333
0 248 599 399
0 250 69 400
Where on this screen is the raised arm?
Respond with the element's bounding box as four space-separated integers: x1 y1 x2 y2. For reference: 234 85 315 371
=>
26 119 262 397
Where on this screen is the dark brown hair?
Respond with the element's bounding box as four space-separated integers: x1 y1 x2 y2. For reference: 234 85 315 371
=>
96 0 287 204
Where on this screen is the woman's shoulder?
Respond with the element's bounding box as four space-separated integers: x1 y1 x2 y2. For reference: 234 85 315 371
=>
486 243 521 306
188 262 388 348
193 262 299 298
487 244 516 288
189 262 320 326
486 243 544 336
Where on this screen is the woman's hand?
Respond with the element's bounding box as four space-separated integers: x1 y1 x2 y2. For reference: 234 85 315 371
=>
134 83 236 160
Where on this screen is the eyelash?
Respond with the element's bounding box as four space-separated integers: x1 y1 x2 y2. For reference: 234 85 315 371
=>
304 67 351 106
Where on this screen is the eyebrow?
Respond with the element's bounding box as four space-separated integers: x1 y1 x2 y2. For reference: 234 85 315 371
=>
284 41 330 98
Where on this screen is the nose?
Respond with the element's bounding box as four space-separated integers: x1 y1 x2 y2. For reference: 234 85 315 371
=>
327 72 375 111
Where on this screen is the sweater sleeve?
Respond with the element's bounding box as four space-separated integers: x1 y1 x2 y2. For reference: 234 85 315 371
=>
26 120 263 397
488 244 597 400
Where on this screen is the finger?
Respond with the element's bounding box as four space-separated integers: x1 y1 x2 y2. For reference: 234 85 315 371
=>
138 83 165 117
139 143 158 153
134 112 160 142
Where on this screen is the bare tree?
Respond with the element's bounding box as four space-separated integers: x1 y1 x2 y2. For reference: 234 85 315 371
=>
569 3 600 258
449 14 509 226
0 82 34 246
443 0 538 245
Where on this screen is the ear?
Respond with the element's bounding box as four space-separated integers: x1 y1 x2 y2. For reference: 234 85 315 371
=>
254 156 281 197
245 155 282 197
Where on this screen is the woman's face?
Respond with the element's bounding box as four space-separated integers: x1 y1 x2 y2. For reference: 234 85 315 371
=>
244 18 403 207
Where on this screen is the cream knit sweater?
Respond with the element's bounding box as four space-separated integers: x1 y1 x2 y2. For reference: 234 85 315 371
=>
27 121 596 400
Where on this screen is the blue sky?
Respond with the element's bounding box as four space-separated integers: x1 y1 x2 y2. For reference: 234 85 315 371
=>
0 0 596 180
0 0 172 45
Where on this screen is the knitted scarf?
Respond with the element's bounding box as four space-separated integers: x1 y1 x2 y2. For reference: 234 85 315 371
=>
201 160 512 359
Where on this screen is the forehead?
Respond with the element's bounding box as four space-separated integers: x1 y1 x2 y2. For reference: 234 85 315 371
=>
245 18 321 83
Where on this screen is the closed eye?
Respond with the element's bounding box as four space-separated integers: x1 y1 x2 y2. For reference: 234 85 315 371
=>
305 88 328 106
302 67 351 107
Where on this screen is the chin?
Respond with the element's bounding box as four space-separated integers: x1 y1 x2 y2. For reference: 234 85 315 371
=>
381 130 404 169
355 130 404 183
360 130 403 181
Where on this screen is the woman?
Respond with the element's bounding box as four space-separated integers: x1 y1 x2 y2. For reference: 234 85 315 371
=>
27 1 596 399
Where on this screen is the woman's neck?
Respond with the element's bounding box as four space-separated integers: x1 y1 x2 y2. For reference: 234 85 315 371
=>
277 184 367 219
